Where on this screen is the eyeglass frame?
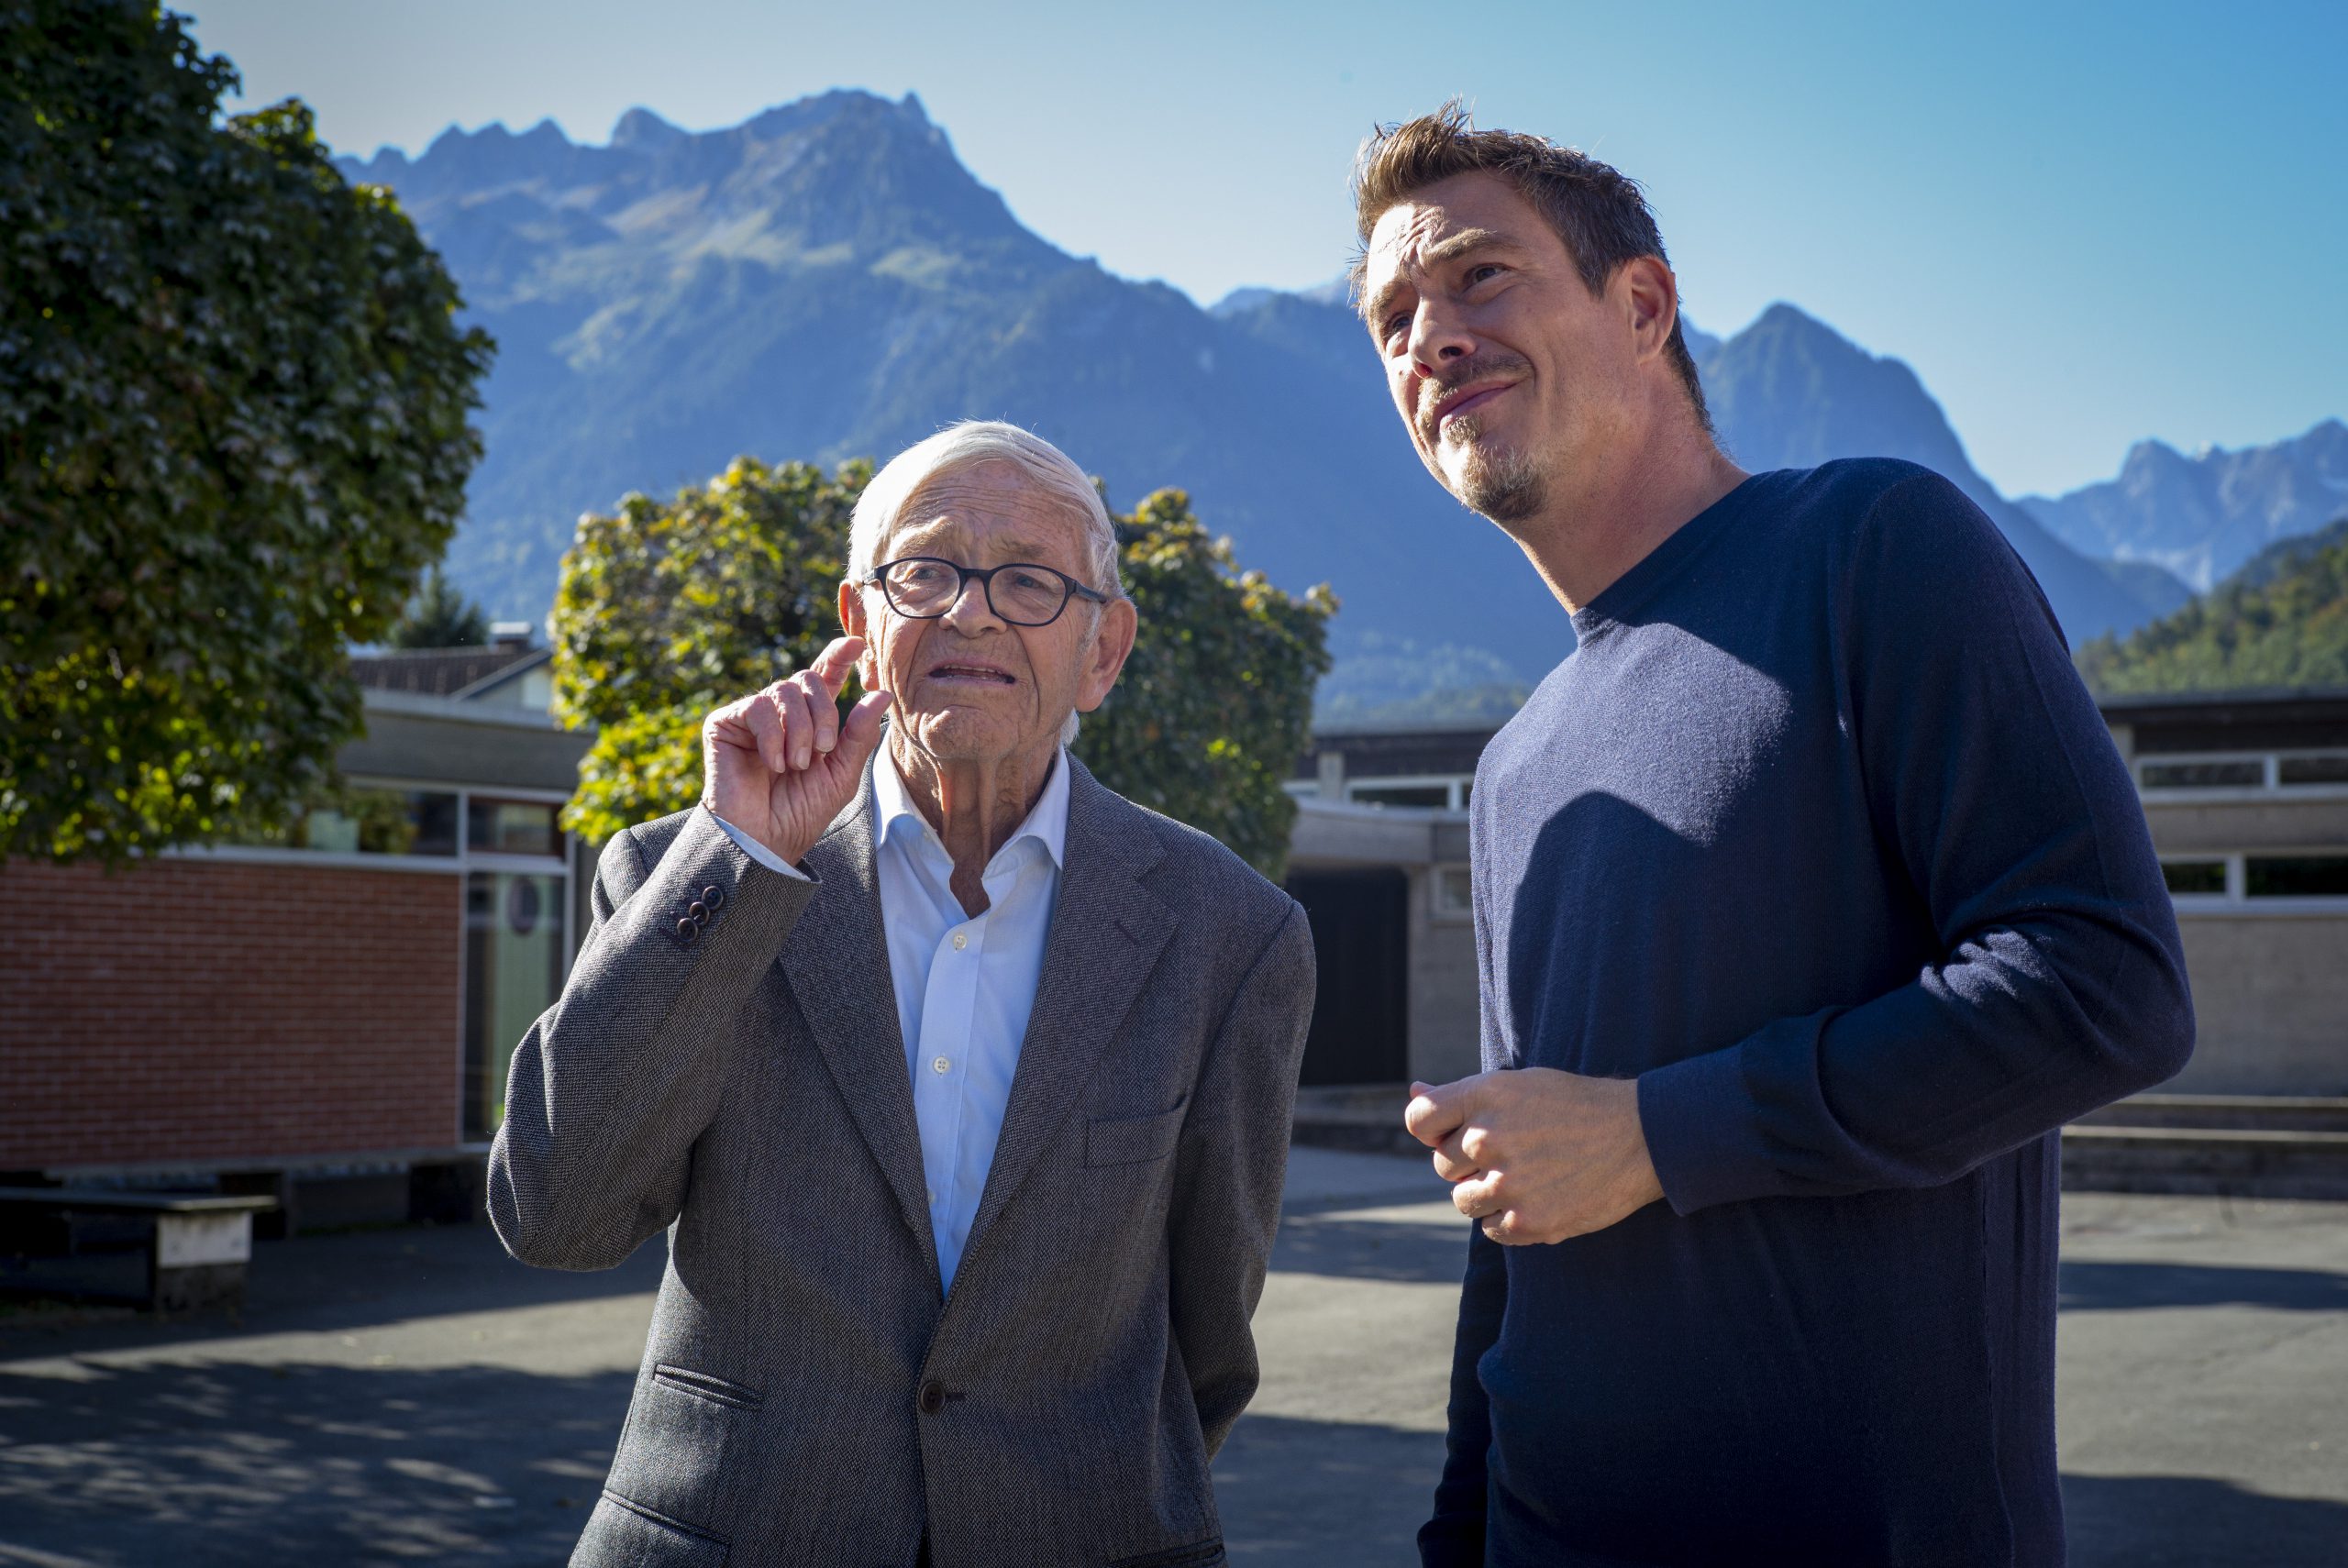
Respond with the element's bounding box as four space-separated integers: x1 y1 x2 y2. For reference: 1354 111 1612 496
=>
863 555 1113 628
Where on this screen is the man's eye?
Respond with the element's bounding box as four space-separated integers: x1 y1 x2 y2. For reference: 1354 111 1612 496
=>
1005 569 1052 593
898 562 948 585
1467 263 1505 285
1383 312 1411 339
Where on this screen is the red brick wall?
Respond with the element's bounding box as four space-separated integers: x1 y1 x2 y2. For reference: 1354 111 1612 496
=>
0 856 461 1169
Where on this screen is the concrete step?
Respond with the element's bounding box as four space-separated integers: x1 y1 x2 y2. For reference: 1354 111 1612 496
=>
1293 1086 2348 1198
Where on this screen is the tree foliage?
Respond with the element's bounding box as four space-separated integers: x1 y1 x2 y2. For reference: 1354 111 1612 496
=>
553 460 1333 879
0 2 493 862
2077 518 2348 695
389 568 491 648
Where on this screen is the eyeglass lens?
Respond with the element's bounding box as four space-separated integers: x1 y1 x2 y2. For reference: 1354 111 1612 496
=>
881 559 1069 624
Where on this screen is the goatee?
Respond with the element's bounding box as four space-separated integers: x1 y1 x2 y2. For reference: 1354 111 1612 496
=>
1446 420 1545 524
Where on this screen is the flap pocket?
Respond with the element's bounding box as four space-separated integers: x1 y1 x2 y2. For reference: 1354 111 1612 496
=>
579 1492 729 1565
1086 1100 1188 1167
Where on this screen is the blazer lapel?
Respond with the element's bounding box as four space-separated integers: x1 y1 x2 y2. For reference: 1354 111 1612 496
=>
779 775 941 1287
961 758 1175 1267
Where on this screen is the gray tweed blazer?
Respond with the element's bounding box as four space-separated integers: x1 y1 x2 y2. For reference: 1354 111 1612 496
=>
489 755 1314 1568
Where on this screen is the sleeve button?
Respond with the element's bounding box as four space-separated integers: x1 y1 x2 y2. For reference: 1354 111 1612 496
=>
702 885 725 909
689 901 710 923
675 917 698 942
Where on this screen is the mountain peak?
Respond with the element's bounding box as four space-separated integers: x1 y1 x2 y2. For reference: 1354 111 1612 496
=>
609 105 685 151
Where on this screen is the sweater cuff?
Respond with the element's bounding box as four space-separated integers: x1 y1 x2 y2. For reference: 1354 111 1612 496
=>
1637 1041 1778 1216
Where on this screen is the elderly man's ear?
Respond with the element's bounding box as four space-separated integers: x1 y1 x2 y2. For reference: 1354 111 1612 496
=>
1081 597 1140 712
837 579 877 690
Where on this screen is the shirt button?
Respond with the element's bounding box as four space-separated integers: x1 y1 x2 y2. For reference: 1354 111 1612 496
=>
952 931 968 951
932 1055 951 1075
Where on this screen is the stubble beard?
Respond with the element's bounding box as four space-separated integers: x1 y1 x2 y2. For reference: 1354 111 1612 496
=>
1441 415 1545 525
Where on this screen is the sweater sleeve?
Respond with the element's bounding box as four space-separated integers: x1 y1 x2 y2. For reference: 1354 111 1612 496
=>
1637 470 2195 1213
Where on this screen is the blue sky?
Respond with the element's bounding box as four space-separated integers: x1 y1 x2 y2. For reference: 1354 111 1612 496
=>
185 0 2343 501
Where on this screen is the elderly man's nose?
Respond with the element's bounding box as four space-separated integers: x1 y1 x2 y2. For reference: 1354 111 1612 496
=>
942 574 1004 631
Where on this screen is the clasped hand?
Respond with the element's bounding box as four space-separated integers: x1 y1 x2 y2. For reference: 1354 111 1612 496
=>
1404 1067 1667 1244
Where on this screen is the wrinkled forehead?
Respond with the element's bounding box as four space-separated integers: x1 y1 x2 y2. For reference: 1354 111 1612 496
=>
884 460 1091 567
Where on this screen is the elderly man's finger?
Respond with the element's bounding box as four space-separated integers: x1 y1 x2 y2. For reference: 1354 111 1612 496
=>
809 635 865 693
771 681 818 770
839 689 891 761
795 672 841 755
742 688 790 773
1404 1077 1475 1147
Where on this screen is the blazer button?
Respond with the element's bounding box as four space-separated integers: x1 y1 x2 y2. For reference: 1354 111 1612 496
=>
675 917 698 942
688 900 710 923
702 885 725 909
917 1380 946 1415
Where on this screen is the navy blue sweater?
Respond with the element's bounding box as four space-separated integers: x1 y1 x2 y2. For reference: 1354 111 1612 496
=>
1422 461 2193 1568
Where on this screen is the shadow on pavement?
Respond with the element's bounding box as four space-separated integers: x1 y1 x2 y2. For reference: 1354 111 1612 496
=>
0 1223 665 1361
1270 1215 1469 1286
0 1357 628 1568
1214 1411 1441 1565
2064 1472 2348 1567
2058 1258 2348 1313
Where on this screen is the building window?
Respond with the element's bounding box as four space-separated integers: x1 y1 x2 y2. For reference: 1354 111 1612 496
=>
2136 750 2348 794
2140 758 2264 790
464 871 568 1140
1345 775 1472 811
2159 859 2227 896
468 796 565 858
236 787 460 856
2245 856 2348 899
2279 755 2348 787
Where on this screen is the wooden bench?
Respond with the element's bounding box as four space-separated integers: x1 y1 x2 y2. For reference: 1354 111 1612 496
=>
0 1187 278 1313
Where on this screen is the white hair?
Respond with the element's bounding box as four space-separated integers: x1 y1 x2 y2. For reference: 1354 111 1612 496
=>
847 421 1125 746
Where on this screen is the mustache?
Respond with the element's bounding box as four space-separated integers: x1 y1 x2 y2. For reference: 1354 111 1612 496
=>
1417 352 1534 431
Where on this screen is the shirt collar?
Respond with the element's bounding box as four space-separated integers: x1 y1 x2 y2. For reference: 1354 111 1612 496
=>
873 744 1071 874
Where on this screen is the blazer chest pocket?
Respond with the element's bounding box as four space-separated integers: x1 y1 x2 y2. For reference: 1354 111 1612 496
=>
1086 1100 1187 1167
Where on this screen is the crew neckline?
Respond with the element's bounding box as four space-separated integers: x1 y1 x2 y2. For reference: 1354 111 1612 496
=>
1569 471 1778 639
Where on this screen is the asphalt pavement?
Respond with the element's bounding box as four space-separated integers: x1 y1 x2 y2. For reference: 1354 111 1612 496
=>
1 1148 2342 1565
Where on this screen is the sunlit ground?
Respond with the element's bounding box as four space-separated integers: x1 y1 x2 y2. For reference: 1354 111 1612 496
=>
2 1152 2342 1565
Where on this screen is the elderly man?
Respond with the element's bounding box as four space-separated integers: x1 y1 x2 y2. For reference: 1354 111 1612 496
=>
490 421 1314 1568
1357 108 2195 1564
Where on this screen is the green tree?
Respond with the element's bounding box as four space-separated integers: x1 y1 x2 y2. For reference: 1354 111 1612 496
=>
552 462 1333 879
0 2 493 863
389 568 492 649
2077 519 2348 695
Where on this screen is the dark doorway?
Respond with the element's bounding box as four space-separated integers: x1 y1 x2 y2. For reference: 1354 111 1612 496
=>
1285 868 1410 1086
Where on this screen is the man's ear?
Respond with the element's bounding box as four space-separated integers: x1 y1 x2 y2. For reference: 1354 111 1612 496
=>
1077 596 1139 713
837 579 873 685
1617 255 1679 366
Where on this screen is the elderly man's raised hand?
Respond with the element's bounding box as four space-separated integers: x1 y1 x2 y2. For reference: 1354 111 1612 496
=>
1404 1067 1667 1245
703 636 892 867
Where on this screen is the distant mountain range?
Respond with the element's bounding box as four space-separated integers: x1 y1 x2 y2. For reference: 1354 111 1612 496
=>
338 90 2329 709
2078 516 2348 695
2021 420 2348 592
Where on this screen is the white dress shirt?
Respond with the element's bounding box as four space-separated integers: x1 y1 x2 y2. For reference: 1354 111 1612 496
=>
708 749 1070 1291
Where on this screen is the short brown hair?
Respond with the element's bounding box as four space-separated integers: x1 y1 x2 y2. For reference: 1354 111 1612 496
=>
1351 101 1711 435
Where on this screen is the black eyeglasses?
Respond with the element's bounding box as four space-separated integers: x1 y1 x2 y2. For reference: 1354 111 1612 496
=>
867 556 1110 627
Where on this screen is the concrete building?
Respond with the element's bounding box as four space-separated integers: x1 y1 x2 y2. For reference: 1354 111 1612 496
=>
2106 687 2348 1095
1287 692 2348 1097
